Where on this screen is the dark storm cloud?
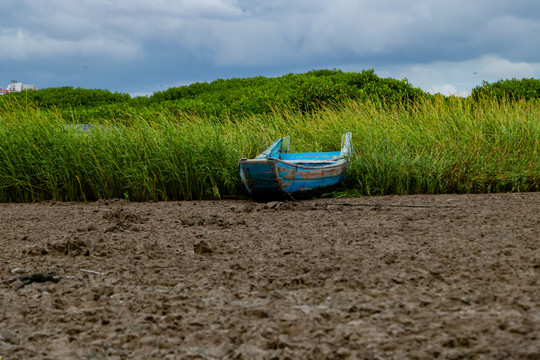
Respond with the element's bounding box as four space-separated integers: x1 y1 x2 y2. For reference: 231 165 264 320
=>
1 0 538 95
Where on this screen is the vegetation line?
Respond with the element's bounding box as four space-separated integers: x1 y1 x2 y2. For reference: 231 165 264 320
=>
0 70 538 202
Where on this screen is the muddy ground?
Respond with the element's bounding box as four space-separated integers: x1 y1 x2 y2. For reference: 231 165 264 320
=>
0 193 539 359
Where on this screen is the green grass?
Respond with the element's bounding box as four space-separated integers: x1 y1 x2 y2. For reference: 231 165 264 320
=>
0 96 538 202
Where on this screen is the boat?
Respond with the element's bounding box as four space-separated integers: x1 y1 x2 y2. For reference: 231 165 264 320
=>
239 132 352 200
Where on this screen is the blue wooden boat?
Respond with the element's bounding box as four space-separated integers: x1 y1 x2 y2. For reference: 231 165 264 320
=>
239 132 352 200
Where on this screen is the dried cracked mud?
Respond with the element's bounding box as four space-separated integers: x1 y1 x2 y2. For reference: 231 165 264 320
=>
1 193 539 359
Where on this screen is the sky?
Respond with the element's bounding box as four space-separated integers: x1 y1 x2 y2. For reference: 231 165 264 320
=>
1 0 539 97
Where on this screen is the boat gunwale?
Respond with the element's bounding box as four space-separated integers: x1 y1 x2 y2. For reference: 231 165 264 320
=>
239 156 348 170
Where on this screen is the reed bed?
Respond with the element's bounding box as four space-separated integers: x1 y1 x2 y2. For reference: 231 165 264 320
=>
0 96 538 202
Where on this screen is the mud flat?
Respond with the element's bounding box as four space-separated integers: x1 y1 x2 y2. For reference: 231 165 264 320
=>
1 193 539 359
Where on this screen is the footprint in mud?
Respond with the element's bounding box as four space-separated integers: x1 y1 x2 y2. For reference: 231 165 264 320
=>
194 240 213 255
103 208 142 223
103 208 145 232
48 237 90 256
23 237 91 256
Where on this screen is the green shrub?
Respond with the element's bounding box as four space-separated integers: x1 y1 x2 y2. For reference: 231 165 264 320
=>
1 86 130 109
471 78 540 101
145 69 425 117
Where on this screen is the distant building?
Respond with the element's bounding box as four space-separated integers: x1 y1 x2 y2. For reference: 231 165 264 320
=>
0 80 37 95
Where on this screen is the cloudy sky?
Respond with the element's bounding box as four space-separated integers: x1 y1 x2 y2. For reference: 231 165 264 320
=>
1 0 539 96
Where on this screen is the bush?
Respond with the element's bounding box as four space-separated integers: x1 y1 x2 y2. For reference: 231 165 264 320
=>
3 71 537 124
471 78 540 101
145 69 425 116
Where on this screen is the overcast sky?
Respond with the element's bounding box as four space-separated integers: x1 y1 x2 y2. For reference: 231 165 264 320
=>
1 0 539 96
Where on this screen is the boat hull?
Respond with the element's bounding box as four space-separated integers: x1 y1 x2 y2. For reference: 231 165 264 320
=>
239 132 352 201
239 158 348 200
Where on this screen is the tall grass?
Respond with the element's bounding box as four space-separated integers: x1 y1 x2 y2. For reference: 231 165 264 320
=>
0 96 538 202
339 96 539 194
